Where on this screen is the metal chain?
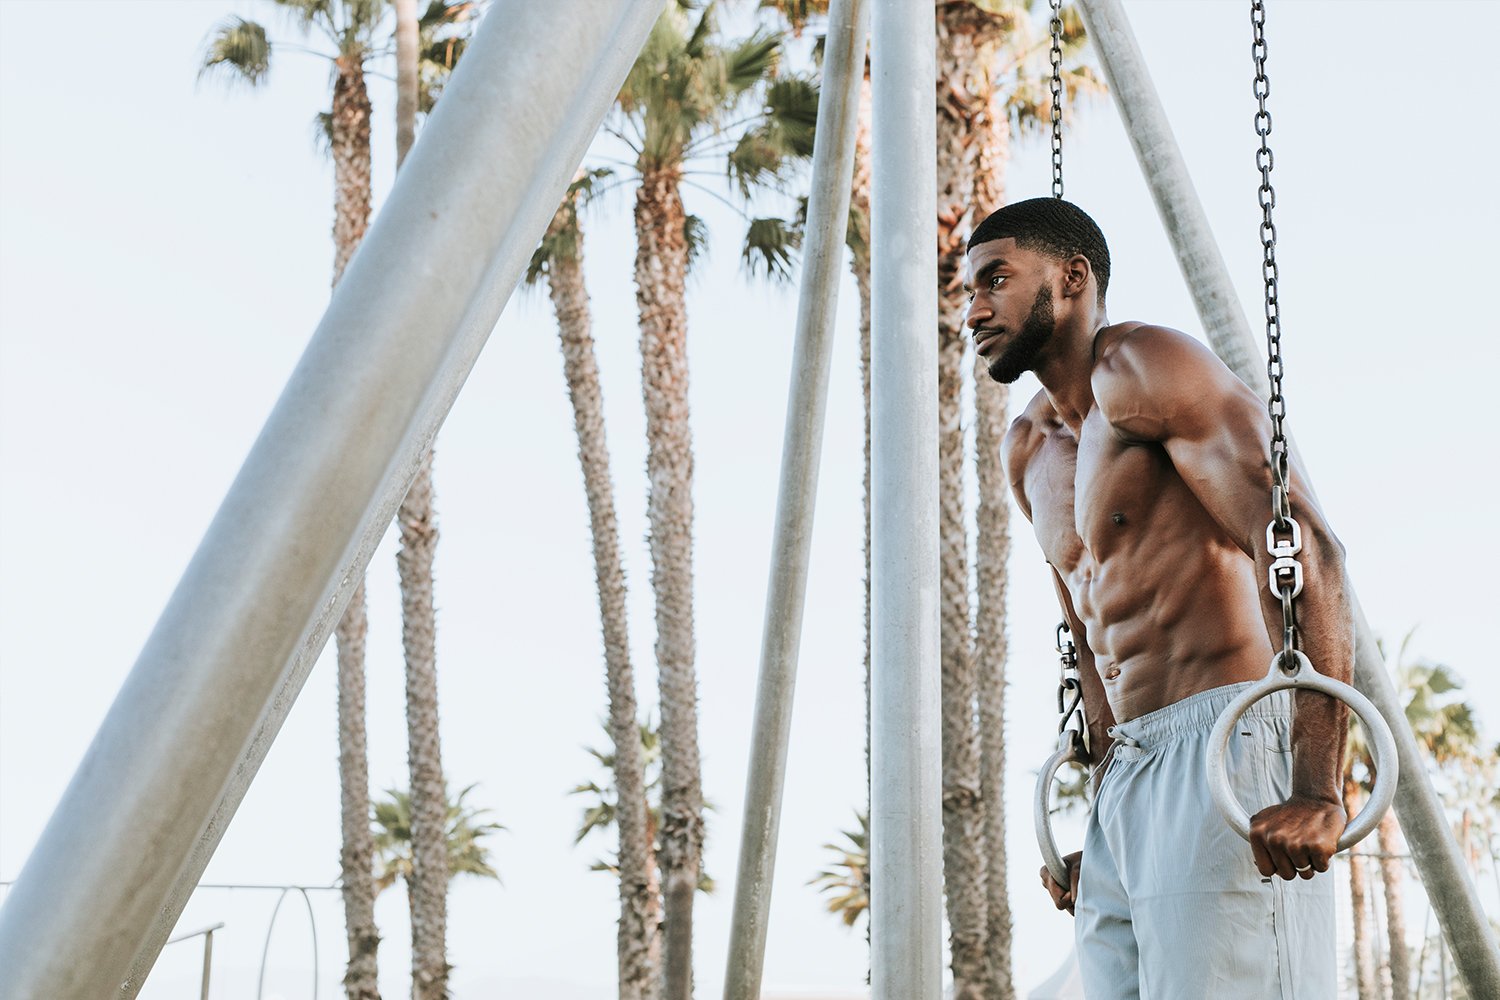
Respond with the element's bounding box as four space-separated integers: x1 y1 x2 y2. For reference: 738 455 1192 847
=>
1054 622 1086 750
1049 0 1064 199
1251 0 1302 671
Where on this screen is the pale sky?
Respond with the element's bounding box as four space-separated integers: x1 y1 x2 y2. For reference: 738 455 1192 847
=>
1 1 1497 998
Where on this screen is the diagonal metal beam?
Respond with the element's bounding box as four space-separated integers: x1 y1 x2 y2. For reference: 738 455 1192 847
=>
1075 2 1500 996
721 0 870 996
0 2 665 996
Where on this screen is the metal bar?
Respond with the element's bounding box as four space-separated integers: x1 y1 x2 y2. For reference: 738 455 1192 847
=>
869 2 942 998
721 1 869 996
200 930 213 1000
165 923 226 947
1075 2 1500 996
0 3 665 996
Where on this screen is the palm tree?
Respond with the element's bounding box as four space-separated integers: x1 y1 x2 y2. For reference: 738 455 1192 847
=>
809 810 870 930
611 6 815 994
527 176 661 1000
388 6 473 997
371 784 503 893
202 6 384 994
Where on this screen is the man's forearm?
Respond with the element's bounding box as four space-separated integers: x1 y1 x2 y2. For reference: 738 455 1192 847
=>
1274 530 1353 804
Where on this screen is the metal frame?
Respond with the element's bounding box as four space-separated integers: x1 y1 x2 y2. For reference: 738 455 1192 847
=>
0 2 666 995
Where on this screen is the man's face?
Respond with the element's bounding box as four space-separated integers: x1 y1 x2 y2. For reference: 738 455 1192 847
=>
964 238 1057 384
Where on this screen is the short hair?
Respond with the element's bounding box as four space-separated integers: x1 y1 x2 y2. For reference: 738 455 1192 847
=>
968 198 1111 303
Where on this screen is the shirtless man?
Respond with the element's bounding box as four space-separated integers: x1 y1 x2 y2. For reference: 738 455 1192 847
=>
967 198 1349 997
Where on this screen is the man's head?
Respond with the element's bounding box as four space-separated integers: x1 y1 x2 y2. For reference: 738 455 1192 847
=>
965 198 1110 383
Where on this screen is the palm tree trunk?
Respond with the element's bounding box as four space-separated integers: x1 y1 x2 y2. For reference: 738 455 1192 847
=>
1377 811 1410 1000
934 7 993 995
546 205 660 1000
398 451 449 1000
337 584 381 1000
390 6 451 995
1347 777 1377 999
330 55 380 1000
849 75 874 966
634 167 703 1000
969 39 1015 1000
394 0 418 168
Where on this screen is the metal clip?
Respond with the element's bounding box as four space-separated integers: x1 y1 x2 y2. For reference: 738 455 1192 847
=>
1269 556 1303 599
1265 516 1302 558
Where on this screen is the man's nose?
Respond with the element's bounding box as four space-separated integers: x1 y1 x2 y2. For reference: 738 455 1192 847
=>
965 299 989 329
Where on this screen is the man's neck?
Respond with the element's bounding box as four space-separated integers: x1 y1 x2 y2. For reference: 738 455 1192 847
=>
1035 310 1109 432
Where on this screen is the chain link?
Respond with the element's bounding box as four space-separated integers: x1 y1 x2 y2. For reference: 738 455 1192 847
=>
1049 0 1064 200
1054 622 1086 746
1252 0 1302 670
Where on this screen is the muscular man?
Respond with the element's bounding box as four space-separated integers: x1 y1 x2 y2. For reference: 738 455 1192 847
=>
967 198 1349 997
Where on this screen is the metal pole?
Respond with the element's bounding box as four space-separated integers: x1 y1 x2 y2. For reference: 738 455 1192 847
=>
1075 2 1500 995
0 3 665 996
721 1 869 996
869 2 942 998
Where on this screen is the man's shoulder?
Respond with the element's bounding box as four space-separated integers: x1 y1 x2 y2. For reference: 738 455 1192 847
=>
1091 322 1240 437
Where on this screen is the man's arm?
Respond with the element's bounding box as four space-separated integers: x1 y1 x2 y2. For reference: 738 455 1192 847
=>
1094 325 1353 881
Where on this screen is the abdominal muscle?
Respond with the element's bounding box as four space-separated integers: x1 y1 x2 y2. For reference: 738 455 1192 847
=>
1068 540 1273 723
1032 422 1274 724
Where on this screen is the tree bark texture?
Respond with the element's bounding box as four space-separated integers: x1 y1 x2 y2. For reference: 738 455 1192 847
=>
967 28 1015 1000
1377 811 1410 1000
330 55 380 1000
634 168 703 1000
850 71 873 805
331 58 373 286
394 0 419 168
934 6 996 996
337 582 382 1000
1347 778 1377 1000
399 451 449 1000
546 204 660 1000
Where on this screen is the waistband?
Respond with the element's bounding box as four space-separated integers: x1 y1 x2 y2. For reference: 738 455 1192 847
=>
1106 680 1290 751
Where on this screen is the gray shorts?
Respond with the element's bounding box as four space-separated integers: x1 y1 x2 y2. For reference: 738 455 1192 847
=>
1075 681 1336 999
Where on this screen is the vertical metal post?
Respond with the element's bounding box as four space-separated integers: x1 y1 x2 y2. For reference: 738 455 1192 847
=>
869 2 942 998
199 931 213 1000
0 3 665 996
721 0 869 995
1075 2 1500 996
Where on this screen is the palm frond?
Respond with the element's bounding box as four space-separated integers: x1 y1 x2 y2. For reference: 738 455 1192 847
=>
270 0 333 32
724 29 782 94
310 109 334 158
684 213 710 275
199 17 272 87
742 215 801 282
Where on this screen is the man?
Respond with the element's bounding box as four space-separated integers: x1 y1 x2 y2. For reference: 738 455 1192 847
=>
968 198 1348 997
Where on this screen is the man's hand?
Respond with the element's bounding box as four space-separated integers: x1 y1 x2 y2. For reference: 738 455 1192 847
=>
1039 851 1082 915
1249 796 1345 880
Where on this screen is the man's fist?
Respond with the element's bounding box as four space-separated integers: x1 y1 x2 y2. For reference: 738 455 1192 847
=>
1039 851 1082 915
1249 795 1345 880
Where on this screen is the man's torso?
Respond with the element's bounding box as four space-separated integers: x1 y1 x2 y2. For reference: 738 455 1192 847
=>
1007 323 1274 723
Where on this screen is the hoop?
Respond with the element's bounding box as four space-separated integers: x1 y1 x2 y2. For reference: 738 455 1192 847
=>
1205 650 1398 852
1034 728 1089 886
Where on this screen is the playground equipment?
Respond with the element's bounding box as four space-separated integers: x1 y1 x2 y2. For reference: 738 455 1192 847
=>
0 1 1494 998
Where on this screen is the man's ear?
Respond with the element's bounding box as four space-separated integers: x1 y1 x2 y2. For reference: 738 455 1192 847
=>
1061 253 1091 299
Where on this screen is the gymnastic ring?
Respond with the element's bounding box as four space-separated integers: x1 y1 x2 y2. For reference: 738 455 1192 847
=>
1035 728 1089 886
1205 650 1398 852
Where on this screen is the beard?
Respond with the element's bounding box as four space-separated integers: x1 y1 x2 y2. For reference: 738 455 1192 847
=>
985 285 1054 384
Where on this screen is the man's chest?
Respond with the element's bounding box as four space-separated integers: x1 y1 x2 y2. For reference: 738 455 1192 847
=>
1023 412 1171 571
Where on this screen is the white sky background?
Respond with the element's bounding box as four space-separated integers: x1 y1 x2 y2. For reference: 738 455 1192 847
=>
1 1 1497 997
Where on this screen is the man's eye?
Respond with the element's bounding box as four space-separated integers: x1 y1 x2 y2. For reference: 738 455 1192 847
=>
990 275 1004 288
